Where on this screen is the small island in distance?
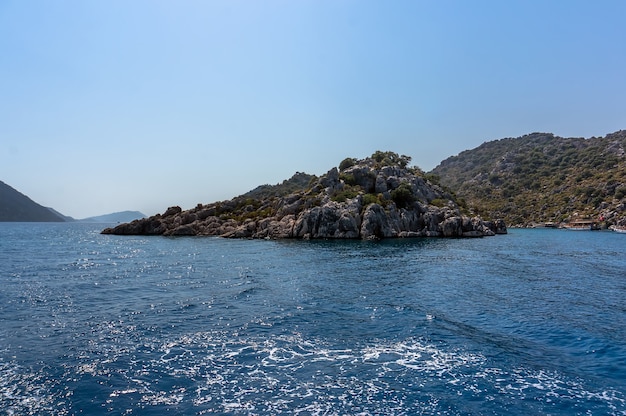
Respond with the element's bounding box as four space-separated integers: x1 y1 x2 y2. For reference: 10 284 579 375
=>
103 151 507 239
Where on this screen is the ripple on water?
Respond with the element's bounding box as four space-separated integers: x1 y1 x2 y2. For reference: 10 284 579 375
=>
0 358 70 416
44 329 624 415
2 225 626 415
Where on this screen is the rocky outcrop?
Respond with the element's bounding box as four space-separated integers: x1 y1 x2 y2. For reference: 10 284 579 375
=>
103 152 506 239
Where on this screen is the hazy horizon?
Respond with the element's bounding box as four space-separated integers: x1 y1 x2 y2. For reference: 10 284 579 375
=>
2 1 625 218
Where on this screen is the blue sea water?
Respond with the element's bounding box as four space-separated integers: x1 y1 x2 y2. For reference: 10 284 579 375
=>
1 222 625 415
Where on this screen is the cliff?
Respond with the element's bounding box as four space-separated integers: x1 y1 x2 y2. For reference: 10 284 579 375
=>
102 152 506 239
0 180 68 222
431 130 626 228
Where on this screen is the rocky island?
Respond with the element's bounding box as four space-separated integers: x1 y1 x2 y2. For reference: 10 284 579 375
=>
102 152 506 239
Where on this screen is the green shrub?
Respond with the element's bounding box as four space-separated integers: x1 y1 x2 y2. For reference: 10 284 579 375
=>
339 157 357 171
488 174 501 184
371 151 411 168
390 183 415 208
339 173 357 186
361 193 380 206
332 187 359 203
429 198 448 207
423 173 440 184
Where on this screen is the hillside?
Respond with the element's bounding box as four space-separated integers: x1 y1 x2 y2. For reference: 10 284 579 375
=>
241 172 317 200
103 151 506 239
0 181 68 222
431 131 626 227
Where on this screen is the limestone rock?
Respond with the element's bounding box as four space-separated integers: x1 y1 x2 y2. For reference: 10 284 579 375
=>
361 204 396 239
102 151 506 239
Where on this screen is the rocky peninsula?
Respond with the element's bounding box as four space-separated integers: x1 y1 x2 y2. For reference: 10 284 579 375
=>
102 152 506 239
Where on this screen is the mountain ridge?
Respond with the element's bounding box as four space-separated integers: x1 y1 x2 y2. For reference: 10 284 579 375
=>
0 180 67 222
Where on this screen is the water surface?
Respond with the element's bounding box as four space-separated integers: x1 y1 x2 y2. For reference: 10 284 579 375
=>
1 223 625 414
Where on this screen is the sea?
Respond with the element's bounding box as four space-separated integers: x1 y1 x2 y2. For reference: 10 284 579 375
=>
1 222 625 415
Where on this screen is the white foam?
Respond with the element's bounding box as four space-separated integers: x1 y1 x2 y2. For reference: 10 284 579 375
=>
0 359 67 415
54 328 626 414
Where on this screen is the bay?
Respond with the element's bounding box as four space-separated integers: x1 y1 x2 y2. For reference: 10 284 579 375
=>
1 222 625 415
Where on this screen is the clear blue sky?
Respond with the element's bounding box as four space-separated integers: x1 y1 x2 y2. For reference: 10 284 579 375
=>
1 1 625 219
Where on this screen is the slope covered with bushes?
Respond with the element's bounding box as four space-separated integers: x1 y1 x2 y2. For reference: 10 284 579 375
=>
431 131 626 227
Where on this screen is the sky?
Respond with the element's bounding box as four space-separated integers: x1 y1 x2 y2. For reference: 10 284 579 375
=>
1 1 625 219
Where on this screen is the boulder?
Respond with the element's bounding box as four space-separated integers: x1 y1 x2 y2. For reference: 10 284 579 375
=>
167 224 197 236
440 216 463 237
484 219 508 234
361 204 396 239
163 206 182 217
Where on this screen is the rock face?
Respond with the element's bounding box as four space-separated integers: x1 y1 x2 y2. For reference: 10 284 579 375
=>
102 152 506 239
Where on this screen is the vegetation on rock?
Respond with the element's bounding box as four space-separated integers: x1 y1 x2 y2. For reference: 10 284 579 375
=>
103 151 505 239
431 131 626 227
241 172 317 199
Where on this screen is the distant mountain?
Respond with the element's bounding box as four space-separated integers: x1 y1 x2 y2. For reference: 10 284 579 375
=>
47 207 75 222
431 130 626 227
0 181 68 222
79 211 146 223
